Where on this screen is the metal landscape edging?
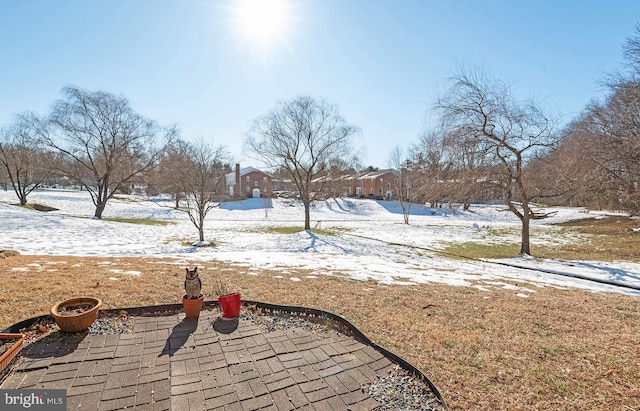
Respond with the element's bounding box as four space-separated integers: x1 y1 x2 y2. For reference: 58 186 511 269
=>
3 299 449 410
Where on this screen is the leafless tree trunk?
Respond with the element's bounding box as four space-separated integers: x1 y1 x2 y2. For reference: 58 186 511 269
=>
435 67 560 255
246 96 360 230
42 86 176 218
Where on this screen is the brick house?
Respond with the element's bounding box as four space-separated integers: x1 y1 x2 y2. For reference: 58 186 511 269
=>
226 164 274 198
312 169 402 200
355 169 401 199
312 173 359 198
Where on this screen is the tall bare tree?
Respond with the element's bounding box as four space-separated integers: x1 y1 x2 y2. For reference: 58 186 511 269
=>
550 26 640 213
157 139 194 208
0 114 57 205
525 127 597 208
414 128 496 209
246 96 359 230
177 140 230 244
571 89 640 212
42 86 176 218
527 25 640 213
435 67 559 255
411 131 449 206
388 145 416 224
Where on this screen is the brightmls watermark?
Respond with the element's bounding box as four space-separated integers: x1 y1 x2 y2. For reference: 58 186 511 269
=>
1 390 66 410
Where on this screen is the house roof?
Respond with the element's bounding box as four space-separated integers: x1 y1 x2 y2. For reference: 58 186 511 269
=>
356 169 400 180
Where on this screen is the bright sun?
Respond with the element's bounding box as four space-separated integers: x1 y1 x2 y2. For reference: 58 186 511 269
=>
232 0 292 51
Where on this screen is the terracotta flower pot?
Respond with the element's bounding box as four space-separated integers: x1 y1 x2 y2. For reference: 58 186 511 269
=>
0 333 25 374
218 293 241 318
182 295 204 318
50 296 102 332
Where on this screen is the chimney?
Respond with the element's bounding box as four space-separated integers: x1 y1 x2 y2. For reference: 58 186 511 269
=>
235 163 240 196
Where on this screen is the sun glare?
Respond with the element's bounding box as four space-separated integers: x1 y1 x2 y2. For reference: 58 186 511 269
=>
232 0 292 51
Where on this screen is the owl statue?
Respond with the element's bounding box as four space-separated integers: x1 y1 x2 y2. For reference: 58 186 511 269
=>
184 267 203 299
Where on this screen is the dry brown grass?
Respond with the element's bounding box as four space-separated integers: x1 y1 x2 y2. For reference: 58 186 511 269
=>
1 254 639 410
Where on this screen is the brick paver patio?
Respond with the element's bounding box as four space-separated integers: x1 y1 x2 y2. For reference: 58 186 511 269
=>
1 308 396 410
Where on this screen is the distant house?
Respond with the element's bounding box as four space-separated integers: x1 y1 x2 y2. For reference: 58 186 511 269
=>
226 164 273 198
312 173 359 198
312 169 402 200
355 169 401 199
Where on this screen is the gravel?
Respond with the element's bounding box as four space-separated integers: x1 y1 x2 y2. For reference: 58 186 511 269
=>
245 306 337 333
87 312 134 334
362 365 446 410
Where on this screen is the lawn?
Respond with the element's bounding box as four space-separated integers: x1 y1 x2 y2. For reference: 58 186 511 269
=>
1 252 638 410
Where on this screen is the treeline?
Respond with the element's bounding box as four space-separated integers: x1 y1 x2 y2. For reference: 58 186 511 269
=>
403 25 640 216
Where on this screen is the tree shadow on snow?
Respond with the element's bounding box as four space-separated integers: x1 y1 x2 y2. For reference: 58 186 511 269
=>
569 261 640 290
301 229 350 254
375 200 449 216
219 198 273 211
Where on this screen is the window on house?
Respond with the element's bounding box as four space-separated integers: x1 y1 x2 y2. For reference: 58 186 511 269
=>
379 178 383 184
387 183 391 189
245 176 250 182
378 188 383 194
263 176 267 181
245 186 250 192
254 181 258 187
263 186 267 192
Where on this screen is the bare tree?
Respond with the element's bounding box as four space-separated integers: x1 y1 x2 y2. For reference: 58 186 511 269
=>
177 140 230 244
562 87 640 212
0 160 8 190
442 126 498 209
525 127 597 208
0 114 57 205
623 24 640 76
157 139 194 208
43 86 176 218
388 145 415 224
435 67 560 255
246 96 359 230
535 25 640 213
414 128 496 209
591 25 640 211
411 131 450 206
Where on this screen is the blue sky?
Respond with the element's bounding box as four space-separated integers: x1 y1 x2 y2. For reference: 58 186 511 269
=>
2 1 638 168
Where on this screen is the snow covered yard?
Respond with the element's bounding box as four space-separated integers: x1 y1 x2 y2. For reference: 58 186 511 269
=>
2 189 640 410
1 188 639 296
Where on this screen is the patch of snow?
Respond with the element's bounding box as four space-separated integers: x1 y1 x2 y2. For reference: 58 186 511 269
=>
109 269 141 276
1 189 639 296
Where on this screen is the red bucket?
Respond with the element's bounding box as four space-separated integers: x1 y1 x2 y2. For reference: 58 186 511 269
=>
218 293 241 318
